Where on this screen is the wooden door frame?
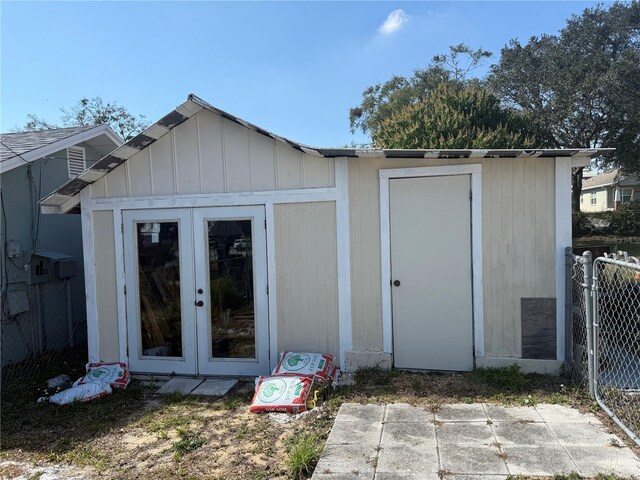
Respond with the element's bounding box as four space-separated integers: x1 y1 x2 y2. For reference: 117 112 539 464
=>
379 165 484 360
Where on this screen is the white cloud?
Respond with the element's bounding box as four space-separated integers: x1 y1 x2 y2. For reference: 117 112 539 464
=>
379 9 409 35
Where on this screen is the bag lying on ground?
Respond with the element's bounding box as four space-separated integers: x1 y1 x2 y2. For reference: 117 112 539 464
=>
49 382 112 405
73 362 130 389
271 352 336 383
250 375 313 413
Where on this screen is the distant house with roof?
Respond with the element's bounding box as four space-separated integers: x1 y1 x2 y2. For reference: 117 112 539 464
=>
1 125 121 368
580 169 640 212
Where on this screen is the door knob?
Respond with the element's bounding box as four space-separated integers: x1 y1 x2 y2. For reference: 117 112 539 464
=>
393 280 401 287
195 300 204 307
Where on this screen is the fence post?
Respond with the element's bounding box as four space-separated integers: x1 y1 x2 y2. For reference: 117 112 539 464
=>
564 246 574 373
581 250 596 399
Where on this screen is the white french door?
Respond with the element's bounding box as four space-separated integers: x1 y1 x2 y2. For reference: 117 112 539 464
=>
123 206 268 376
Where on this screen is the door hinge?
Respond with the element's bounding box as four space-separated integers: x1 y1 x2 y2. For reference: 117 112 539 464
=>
264 219 267 229
123 284 127 295
469 190 472 201
266 284 269 295
121 222 124 234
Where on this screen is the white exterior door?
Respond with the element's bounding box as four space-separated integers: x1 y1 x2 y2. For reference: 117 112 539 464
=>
124 206 269 376
389 175 474 371
193 206 269 376
124 209 197 375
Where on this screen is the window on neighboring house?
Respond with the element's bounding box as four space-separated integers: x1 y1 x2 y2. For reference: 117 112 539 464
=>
620 188 633 203
67 146 86 178
580 195 584 203
590 192 597 205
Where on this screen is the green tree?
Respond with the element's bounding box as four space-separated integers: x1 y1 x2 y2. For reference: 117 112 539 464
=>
489 1 640 210
349 44 492 142
21 96 147 141
373 83 538 149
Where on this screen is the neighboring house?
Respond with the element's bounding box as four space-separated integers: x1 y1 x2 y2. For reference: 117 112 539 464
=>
1 126 121 367
580 169 640 212
41 94 610 377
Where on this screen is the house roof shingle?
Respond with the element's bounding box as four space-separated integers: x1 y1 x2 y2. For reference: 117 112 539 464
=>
582 169 621 190
1 126 96 163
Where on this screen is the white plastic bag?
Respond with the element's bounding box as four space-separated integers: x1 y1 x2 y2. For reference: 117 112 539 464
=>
49 382 112 405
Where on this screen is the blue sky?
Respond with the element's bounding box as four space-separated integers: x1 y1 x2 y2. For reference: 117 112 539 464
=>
2 1 602 147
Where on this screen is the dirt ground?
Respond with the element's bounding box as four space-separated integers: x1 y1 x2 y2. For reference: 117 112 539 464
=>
1 367 638 479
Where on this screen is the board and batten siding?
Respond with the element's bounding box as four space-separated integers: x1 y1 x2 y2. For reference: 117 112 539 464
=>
93 210 120 362
348 156 556 359
274 202 340 363
90 110 335 199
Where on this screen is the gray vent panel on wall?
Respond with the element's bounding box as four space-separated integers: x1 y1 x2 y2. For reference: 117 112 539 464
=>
521 297 556 360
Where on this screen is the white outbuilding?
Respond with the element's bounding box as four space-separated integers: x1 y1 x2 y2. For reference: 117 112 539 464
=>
41 94 609 376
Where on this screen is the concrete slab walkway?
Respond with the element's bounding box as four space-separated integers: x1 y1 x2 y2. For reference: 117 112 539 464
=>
312 403 639 479
153 377 238 396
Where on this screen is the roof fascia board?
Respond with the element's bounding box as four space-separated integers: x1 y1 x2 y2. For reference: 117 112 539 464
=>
2 125 122 174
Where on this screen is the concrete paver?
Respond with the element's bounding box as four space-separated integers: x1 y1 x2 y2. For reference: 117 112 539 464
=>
312 402 640 479
483 404 543 423
382 422 436 446
385 403 433 423
376 444 439 476
492 421 559 446
437 422 495 445
155 377 203 395
546 420 624 446
189 378 237 396
502 445 578 475
327 420 383 446
435 404 488 423
438 443 509 475
313 444 377 478
565 445 640 476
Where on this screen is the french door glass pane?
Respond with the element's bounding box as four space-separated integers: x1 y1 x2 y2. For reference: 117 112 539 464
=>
136 221 182 358
206 220 255 359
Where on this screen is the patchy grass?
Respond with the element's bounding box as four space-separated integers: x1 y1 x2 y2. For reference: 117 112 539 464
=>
468 364 528 391
2 364 637 479
172 427 204 461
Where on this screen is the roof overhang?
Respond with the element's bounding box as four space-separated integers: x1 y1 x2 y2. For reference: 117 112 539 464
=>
2 125 122 173
40 94 615 214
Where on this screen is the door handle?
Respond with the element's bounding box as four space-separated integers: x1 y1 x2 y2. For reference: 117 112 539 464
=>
195 300 204 307
393 280 401 287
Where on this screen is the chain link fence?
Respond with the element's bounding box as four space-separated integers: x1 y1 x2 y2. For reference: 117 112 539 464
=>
593 254 640 445
565 250 591 387
1 279 87 388
567 249 640 446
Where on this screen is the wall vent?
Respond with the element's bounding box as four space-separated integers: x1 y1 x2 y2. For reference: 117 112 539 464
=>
67 146 86 178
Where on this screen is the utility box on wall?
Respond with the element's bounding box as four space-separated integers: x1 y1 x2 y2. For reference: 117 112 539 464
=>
30 251 75 284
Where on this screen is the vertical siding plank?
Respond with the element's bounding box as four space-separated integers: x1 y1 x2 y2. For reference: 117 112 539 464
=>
149 133 176 195
275 143 303 189
93 211 120 362
249 130 277 191
173 116 200 194
104 163 129 198
127 148 153 197
302 155 333 188
222 119 252 192
197 110 225 194
91 178 107 199
274 202 340 362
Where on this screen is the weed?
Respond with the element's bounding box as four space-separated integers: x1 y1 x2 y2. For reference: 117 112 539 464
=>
285 432 322 479
608 437 622 448
27 473 44 480
172 427 204 461
468 364 528 391
63 445 109 472
354 366 399 387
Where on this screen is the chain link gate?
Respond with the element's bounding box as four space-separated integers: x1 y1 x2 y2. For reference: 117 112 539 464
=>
568 249 640 446
592 253 640 445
